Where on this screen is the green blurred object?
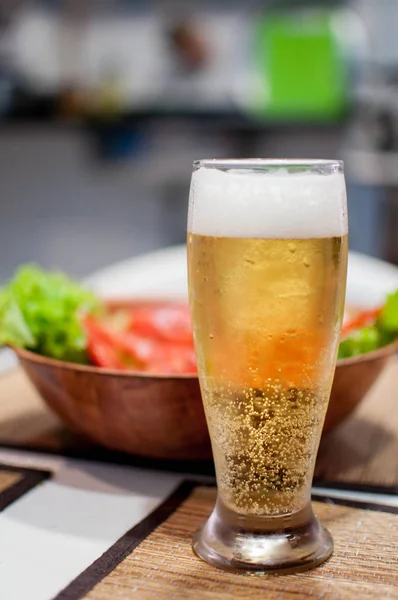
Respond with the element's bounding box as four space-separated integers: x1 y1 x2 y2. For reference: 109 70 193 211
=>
338 327 383 360
378 290 398 333
253 8 348 121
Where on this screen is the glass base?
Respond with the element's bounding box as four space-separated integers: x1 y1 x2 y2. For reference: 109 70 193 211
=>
192 502 333 574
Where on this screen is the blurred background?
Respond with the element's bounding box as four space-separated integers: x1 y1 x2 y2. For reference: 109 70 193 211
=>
0 0 398 280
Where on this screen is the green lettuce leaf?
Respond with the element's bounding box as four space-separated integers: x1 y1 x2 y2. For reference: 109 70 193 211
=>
0 264 101 363
338 326 386 360
338 289 398 359
377 290 398 335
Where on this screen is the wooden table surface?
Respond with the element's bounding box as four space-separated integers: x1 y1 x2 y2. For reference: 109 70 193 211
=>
0 363 396 599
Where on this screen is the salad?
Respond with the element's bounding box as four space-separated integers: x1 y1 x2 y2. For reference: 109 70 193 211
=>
0 265 397 374
0 265 196 374
339 294 398 359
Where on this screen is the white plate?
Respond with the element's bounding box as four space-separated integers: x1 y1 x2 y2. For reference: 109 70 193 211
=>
86 245 189 300
87 245 398 309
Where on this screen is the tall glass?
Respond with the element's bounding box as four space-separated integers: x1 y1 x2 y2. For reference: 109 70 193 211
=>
187 159 348 574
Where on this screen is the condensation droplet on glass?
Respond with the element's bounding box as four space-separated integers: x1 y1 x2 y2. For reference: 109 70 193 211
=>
288 243 296 253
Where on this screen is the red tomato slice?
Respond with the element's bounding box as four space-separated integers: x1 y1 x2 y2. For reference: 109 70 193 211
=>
113 332 167 365
130 304 193 345
84 310 198 374
88 339 127 370
146 346 198 375
84 317 127 370
341 307 382 337
114 331 197 372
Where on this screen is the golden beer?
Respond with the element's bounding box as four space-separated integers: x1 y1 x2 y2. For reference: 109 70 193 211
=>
188 234 348 516
188 159 348 573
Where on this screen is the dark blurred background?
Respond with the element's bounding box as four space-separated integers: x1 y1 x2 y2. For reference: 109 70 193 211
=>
0 0 397 280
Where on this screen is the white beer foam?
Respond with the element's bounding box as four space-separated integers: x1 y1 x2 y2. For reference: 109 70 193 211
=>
188 166 348 238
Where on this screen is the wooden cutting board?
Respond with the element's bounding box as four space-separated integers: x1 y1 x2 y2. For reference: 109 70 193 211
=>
0 359 397 492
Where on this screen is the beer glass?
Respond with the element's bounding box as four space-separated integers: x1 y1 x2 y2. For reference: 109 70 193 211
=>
187 159 348 573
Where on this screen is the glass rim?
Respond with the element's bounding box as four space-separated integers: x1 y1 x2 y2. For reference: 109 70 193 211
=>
193 158 343 173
